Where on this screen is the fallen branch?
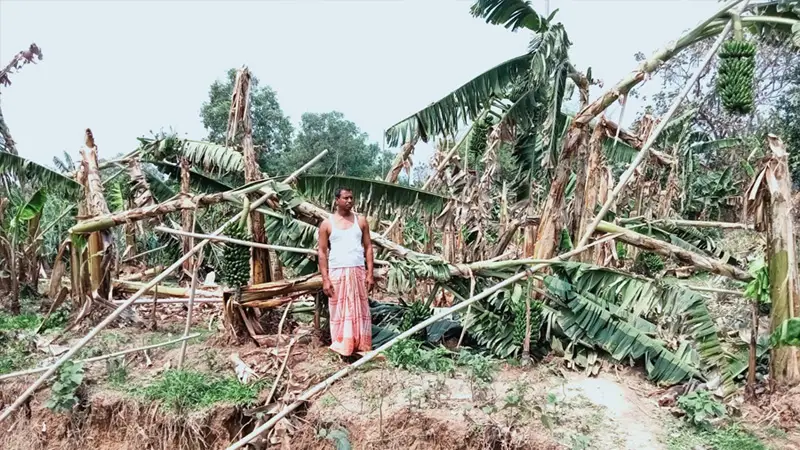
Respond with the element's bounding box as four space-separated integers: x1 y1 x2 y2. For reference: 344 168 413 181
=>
224 233 618 450
597 221 752 281
618 217 754 230
114 280 219 298
0 333 200 381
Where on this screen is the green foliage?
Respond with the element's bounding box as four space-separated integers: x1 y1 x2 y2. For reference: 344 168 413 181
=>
385 339 455 374
744 259 770 306
0 334 32 374
282 111 393 179
469 0 552 32
136 370 263 411
457 350 497 383
632 252 664 277
677 390 726 429
667 422 767 450
0 152 82 198
615 242 628 260
199 68 293 171
295 174 448 220
770 317 800 348
45 361 85 414
221 223 250 288
716 39 757 115
317 427 352 450
0 312 40 330
462 281 533 358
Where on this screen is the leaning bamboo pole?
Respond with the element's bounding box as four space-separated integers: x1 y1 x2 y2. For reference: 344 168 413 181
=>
0 333 200 381
178 224 202 369
575 2 747 250
0 150 328 423
225 233 618 450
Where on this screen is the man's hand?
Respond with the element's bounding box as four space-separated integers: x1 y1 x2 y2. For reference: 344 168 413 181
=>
366 274 375 293
322 279 334 298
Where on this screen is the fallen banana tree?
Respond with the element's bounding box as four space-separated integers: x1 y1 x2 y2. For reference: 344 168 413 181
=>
596 221 752 282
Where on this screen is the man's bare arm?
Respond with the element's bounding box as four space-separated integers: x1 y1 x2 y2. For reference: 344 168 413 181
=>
318 220 333 296
360 216 374 290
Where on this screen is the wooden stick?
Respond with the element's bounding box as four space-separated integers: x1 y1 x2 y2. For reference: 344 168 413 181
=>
224 234 616 450
0 150 328 423
0 333 200 381
574 4 746 250
680 285 744 296
179 213 202 369
265 337 296 406
113 298 222 305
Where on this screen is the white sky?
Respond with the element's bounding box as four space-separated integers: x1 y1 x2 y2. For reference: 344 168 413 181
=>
1 0 721 172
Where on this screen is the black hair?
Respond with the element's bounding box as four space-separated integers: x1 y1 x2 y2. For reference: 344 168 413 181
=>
334 187 352 199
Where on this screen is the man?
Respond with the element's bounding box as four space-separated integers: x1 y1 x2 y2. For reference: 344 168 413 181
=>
318 187 375 359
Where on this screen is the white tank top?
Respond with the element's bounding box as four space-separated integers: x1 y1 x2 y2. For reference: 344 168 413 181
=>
327 213 365 269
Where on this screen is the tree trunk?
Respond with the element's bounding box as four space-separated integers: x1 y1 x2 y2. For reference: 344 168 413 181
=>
570 126 591 240
385 138 417 184
532 126 586 260
744 135 800 386
80 129 113 299
232 67 272 285
180 156 193 275
578 125 608 263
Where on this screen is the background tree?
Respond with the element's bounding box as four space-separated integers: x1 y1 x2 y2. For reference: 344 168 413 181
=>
282 111 393 178
199 68 294 174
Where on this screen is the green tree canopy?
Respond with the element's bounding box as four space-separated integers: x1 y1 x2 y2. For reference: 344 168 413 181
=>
282 111 393 179
199 68 294 173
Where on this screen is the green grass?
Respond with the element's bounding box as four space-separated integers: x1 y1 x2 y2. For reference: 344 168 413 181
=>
0 338 31 374
130 370 267 411
667 423 767 450
0 313 41 331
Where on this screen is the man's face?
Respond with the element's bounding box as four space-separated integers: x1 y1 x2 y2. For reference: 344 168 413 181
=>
336 190 354 212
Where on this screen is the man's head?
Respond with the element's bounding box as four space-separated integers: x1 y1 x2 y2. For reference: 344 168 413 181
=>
334 187 354 213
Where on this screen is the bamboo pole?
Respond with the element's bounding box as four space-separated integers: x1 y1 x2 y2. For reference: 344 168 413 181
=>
0 150 328 423
617 218 754 230
0 333 200 381
113 298 222 305
178 214 201 369
575 3 746 250
225 234 617 450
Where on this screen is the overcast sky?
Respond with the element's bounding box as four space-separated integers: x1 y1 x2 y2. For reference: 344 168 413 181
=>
1 0 721 173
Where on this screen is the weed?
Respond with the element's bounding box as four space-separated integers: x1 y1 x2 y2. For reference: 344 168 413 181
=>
45 360 84 413
0 313 40 331
385 339 454 374
666 422 767 450
319 394 339 408
133 369 265 411
0 336 32 374
457 350 497 383
105 357 129 386
677 390 726 429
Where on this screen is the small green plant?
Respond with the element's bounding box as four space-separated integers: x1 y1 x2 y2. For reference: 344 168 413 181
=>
105 357 129 386
677 390 726 429
385 339 454 374
745 259 771 313
570 433 590 450
135 370 264 411
457 350 497 383
0 336 32 374
45 360 85 413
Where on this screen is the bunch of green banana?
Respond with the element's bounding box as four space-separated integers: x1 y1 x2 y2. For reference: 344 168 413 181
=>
716 38 756 115
512 296 543 347
399 300 432 332
468 116 493 163
221 223 251 288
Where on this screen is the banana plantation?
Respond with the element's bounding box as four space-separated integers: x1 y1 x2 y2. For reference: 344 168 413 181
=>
1 0 800 449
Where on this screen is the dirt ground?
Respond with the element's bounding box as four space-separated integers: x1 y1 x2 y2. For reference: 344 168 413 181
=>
1 299 798 450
